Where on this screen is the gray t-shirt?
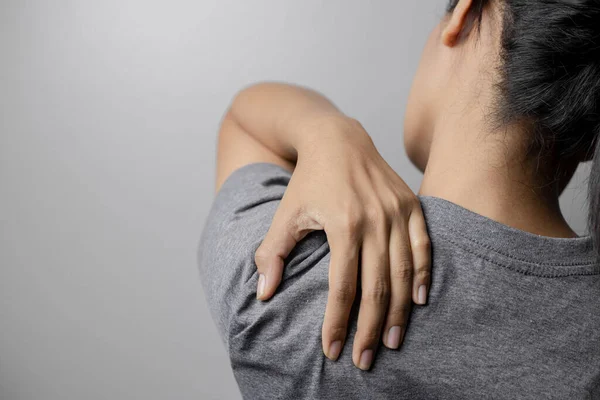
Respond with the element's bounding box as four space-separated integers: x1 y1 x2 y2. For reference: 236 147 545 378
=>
198 163 600 399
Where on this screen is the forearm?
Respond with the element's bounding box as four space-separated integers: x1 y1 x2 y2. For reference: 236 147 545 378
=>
227 82 353 162
216 82 372 190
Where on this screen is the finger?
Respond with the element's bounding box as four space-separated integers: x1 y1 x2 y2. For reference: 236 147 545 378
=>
352 227 390 370
321 236 359 362
255 198 318 301
382 222 412 350
409 205 431 306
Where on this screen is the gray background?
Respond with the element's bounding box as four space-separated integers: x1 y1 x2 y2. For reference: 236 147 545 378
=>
0 1 591 399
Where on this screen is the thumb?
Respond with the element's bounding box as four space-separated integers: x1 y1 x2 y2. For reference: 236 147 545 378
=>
254 203 318 300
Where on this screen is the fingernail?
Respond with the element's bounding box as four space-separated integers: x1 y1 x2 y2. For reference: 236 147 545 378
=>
418 284 427 305
359 349 373 370
386 326 401 349
328 341 342 360
257 274 266 299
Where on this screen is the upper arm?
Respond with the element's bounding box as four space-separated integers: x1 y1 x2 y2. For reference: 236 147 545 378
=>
216 111 294 191
198 163 334 398
199 163 293 345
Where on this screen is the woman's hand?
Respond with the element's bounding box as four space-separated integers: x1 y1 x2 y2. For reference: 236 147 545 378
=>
215 82 430 370
254 115 431 371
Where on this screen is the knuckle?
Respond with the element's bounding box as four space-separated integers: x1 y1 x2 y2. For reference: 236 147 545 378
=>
335 210 362 234
364 203 385 226
412 236 431 252
357 328 380 345
332 281 357 305
323 321 347 339
254 247 270 267
387 302 411 322
399 192 416 207
414 263 431 281
408 195 421 208
387 196 403 216
390 264 413 283
362 279 390 304
387 192 402 207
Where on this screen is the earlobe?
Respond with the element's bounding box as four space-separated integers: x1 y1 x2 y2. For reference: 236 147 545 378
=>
442 0 474 47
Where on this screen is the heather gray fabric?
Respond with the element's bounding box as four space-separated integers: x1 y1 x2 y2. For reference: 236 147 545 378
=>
198 163 600 399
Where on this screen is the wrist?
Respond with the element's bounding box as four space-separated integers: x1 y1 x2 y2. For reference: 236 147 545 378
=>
294 114 374 155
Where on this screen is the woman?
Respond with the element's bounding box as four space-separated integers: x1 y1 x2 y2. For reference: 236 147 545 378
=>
199 0 600 398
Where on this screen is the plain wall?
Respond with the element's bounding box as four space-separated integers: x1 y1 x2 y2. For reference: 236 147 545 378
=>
0 1 591 399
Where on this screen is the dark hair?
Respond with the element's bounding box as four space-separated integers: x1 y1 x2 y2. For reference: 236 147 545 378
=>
447 0 600 250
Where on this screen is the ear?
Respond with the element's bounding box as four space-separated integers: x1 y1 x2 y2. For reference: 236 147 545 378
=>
442 0 475 47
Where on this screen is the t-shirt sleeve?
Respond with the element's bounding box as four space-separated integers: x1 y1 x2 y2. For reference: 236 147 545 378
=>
198 162 332 337
198 163 292 341
198 162 334 398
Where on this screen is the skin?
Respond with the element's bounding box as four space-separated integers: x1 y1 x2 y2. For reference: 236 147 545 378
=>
216 86 431 371
215 0 583 372
406 0 579 238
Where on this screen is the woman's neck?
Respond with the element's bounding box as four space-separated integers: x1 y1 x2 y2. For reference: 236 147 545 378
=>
417 115 578 239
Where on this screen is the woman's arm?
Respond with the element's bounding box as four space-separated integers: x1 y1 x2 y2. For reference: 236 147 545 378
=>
217 82 348 188
216 82 431 370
